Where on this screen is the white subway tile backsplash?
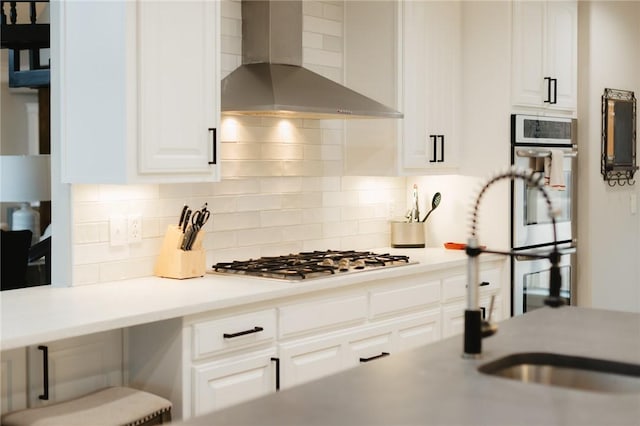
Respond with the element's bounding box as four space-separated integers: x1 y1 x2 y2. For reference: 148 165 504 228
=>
323 220 358 238
303 47 343 69
70 0 408 284
213 211 261 231
237 227 282 246
282 223 323 242
303 1 324 18
260 209 303 227
236 194 282 212
259 177 303 193
261 144 305 160
304 15 343 37
303 31 323 49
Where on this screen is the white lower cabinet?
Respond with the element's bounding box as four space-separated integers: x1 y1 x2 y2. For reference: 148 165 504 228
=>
1 348 28 416
1 330 123 416
191 347 277 416
278 332 348 389
183 308 278 419
27 330 123 407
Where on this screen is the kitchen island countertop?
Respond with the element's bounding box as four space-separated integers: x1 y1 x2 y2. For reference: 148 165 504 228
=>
177 306 640 426
1 247 498 350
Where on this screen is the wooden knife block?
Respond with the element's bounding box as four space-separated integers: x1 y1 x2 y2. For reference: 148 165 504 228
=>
154 225 205 279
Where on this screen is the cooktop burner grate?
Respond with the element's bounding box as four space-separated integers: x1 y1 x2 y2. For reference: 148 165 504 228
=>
211 250 412 281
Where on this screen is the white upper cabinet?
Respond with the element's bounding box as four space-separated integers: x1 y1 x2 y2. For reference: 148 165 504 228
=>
511 1 577 113
401 0 462 173
343 1 461 176
59 1 220 184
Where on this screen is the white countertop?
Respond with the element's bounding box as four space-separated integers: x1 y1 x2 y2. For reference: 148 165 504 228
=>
1 248 498 351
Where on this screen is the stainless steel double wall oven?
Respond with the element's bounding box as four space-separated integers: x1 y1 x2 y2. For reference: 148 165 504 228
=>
510 114 577 316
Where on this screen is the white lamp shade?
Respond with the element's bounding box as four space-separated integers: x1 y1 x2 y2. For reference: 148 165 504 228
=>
0 155 51 202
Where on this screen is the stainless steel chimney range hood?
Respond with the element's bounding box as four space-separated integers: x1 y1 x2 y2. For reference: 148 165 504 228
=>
221 0 402 120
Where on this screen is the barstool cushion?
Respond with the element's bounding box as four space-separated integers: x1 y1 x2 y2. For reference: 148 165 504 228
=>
1 386 172 426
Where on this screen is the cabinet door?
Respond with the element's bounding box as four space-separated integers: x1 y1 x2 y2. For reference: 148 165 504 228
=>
137 1 220 179
192 348 277 416
402 0 461 172
511 1 546 108
545 1 577 111
393 311 442 352
61 0 220 184
442 302 466 338
278 333 346 390
27 330 123 407
511 1 576 112
344 328 393 369
1 348 28 415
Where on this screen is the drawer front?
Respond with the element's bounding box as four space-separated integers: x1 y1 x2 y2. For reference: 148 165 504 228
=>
442 267 502 303
442 274 466 303
279 294 367 338
479 267 501 295
393 310 442 351
345 329 393 368
192 309 277 360
369 279 441 318
192 348 277 416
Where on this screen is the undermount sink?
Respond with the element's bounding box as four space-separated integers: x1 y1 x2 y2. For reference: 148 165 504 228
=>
478 352 640 393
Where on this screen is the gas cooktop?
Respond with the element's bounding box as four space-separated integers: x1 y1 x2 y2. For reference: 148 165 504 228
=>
209 250 415 281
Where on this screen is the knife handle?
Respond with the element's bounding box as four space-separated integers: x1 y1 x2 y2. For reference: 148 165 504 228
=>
178 205 188 227
182 210 192 233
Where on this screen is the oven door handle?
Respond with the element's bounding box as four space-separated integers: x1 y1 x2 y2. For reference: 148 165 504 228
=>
514 246 577 261
516 149 578 159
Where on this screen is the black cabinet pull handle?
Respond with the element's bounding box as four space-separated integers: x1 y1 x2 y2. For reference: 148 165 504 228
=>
551 78 558 104
38 345 49 400
270 357 280 391
223 326 264 339
208 128 217 165
429 134 437 163
359 352 390 363
480 281 490 287
544 77 552 103
437 135 445 162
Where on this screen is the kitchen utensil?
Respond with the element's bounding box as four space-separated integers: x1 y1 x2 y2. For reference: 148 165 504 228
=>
178 205 188 227
421 192 441 222
390 221 425 248
182 209 192 233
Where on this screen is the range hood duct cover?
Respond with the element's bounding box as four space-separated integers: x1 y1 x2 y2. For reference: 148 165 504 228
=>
221 0 402 119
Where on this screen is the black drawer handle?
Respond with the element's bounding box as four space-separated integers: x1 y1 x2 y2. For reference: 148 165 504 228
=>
38 345 49 400
437 135 445 162
359 352 390 363
208 127 217 165
270 357 280 391
223 326 264 339
429 134 437 163
480 281 490 287
544 76 552 103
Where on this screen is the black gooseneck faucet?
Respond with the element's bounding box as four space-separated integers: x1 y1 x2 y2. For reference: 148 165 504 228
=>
463 167 565 359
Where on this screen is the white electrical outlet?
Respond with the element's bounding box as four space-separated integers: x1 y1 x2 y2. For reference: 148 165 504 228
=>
110 216 128 246
128 214 142 243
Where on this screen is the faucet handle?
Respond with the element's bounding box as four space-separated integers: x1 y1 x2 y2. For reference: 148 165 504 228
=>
481 295 498 338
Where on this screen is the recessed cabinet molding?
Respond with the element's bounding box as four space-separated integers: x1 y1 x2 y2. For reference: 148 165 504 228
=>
60 1 220 184
511 0 577 113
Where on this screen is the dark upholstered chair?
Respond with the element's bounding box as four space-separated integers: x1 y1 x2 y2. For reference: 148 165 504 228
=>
1 229 33 291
